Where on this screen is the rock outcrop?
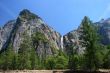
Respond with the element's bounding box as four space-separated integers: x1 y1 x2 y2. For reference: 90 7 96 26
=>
0 9 62 57
63 25 85 54
95 18 110 45
1 9 110 56
0 20 16 50
63 18 110 54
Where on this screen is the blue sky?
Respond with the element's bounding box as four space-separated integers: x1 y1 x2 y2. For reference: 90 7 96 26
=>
0 0 110 35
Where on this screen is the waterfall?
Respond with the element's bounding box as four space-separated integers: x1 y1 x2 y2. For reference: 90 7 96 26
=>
61 36 63 50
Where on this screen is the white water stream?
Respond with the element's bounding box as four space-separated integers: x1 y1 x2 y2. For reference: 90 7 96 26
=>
61 36 63 50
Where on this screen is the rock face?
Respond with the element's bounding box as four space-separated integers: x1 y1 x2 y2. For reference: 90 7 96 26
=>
95 18 110 45
63 18 110 54
63 26 85 54
1 9 110 56
0 9 62 57
0 20 16 50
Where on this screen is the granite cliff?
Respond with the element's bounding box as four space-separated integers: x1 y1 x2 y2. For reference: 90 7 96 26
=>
0 9 62 57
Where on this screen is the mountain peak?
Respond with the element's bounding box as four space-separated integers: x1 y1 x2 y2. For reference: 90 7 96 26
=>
18 9 39 20
19 9 31 16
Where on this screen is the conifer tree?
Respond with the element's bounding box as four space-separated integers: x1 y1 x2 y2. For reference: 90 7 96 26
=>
30 47 38 69
0 43 14 70
17 32 31 70
45 56 56 70
80 16 100 71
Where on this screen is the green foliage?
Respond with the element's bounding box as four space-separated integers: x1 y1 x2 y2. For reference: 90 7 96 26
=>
0 43 15 70
80 16 101 71
32 32 48 49
94 45 107 68
68 55 82 70
32 32 48 43
67 45 83 70
45 49 68 70
0 31 57 70
1 16 110 70
103 48 110 68
17 32 32 70
55 55 68 69
30 48 38 70
11 54 18 70
45 56 56 69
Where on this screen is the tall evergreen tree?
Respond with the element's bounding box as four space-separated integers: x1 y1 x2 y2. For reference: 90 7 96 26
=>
80 16 100 71
55 55 68 69
0 43 14 70
32 32 48 69
30 47 38 70
11 54 17 70
55 50 68 69
67 45 82 70
45 56 56 70
103 46 110 68
68 45 75 70
17 32 31 70
103 50 110 68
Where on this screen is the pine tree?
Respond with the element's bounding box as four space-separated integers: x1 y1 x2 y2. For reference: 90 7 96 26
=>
67 45 82 70
11 54 17 70
80 16 100 71
30 47 38 69
55 50 68 69
32 32 48 69
68 45 74 70
0 52 5 70
45 56 56 70
103 46 110 68
103 50 110 68
55 55 68 69
17 33 31 70
0 43 14 70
